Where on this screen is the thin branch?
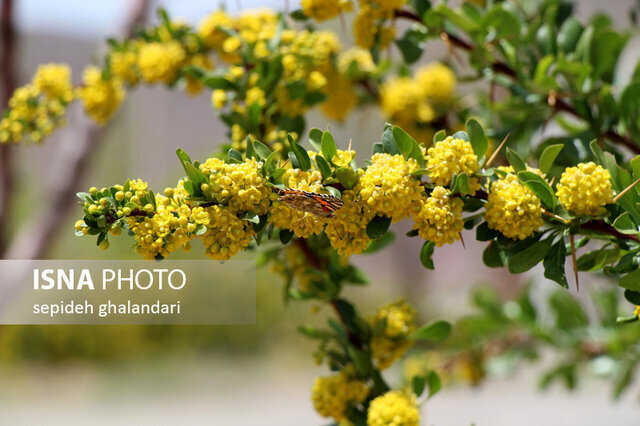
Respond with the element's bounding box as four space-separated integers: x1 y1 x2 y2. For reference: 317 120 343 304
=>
580 219 640 243
0 0 16 256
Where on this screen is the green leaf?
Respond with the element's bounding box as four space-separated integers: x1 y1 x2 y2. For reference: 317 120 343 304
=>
539 144 564 174
366 215 392 239
451 130 469 142
420 241 435 269
240 211 260 224
433 129 446 144
347 345 371 377
279 229 294 244
336 167 358 189
619 269 640 292
364 231 395 254
308 128 323 152
321 131 338 162
382 127 401 155
176 148 192 176
544 241 568 288
289 136 311 171
451 173 470 195
263 151 279 175
228 148 243 164
245 136 257 160
506 148 526 172
589 139 605 165
483 241 507 268
392 126 414 159
623 289 640 305
613 212 639 234
558 17 583 53
517 171 557 209
315 155 332 180
396 36 423 64
202 75 234 90
426 370 442 397
411 375 426 397
466 118 488 160
508 237 553 274
409 320 451 341
253 140 272 160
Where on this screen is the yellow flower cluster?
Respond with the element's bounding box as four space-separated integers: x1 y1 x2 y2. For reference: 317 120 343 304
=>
556 162 613 216
485 169 544 240
415 63 457 104
634 305 640 318
198 10 235 49
116 180 203 259
199 205 255 260
380 63 456 142
367 391 419 426
270 244 316 293
325 190 374 256
369 300 416 369
109 50 139 85
358 153 423 222
137 41 187 84
412 186 463 246
269 169 328 238
281 30 341 82
301 0 354 21
32 63 74 99
320 72 358 121
1 64 73 143
427 136 480 194
311 367 369 421
354 2 398 49
337 47 376 76
184 54 215 95
201 158 271 214
76 66 126 124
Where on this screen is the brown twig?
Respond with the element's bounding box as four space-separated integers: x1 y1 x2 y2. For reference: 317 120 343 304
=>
580 219 640 243
0 0 16 256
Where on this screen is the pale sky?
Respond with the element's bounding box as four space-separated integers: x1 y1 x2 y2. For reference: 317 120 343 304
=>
15 0 302 38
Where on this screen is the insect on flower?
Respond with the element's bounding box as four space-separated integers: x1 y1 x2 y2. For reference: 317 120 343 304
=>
274 188 344 218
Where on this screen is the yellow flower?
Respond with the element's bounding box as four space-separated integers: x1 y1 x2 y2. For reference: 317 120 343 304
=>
32 63 73 101
320 73 358 121
184 54 214 95
556 162 613 216
338 47 376 75
367 391 419 426
412 186 463 246
137 41 186 84
332 150 356 167
204 157 271 215
485 169 544 240
353 8 378 49
269 169 328 238
280 30 341 81
76 66 126 125
200 205 255 260
245 86 266 107
357 153 423 222
325 190 373 256
634 305 640 318
198 10 234 49
302 0 354 21
311 367 369 421
369 300 416 369
211 89 227 109
415 63 456 103
427 136 480 194
379 76 433 126
109 50 139 85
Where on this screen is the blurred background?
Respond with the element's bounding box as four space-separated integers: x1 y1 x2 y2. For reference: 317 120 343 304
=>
0 0 639 424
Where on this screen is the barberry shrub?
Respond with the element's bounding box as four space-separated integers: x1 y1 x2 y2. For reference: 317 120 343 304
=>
4 0 640 423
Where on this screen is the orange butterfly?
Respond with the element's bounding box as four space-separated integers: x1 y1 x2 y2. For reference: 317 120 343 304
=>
274 188 344 218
